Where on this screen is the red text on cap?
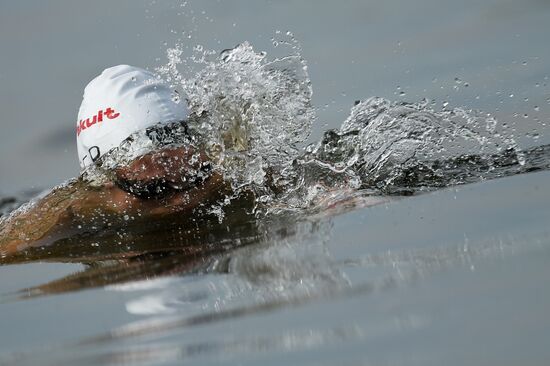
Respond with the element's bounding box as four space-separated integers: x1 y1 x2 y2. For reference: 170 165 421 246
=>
77 107 120 136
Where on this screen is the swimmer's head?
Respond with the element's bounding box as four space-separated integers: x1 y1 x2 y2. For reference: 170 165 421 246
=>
76 65 189 169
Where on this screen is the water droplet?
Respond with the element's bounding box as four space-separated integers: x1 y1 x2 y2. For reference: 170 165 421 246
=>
171 90 180 103
522 61 528 66
399 91 406 96
534 105 540 111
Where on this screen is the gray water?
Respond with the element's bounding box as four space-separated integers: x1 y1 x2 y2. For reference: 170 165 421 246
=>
1 1 550 365
1 172 550 365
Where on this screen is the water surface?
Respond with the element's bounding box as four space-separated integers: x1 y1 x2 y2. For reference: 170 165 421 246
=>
1 171 549 365
1 1 549 365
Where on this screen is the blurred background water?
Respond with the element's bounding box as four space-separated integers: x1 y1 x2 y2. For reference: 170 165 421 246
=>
0 1 549 365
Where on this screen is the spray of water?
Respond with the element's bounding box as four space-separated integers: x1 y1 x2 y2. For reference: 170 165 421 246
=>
158 40 314 203
4 37 547 220
60 36 549 218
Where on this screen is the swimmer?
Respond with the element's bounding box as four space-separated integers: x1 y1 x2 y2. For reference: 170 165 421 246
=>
0 65 237 259
4 64 548 264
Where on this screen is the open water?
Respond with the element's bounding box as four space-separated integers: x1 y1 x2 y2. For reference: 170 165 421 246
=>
0 1 549 365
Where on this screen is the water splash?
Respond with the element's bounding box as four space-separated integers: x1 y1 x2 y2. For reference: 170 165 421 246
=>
4 40 548 220
151 40 549 214
293 97 526 198
180 42 314 196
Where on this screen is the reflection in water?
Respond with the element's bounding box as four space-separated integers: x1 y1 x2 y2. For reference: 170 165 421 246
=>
4 135 550 300
116 215 350 316
81 326 364 366
2 208 545 366
5 194 259 299
91 234 550 365
93 226 532 342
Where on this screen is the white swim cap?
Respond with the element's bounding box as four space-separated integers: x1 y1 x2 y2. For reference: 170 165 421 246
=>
76 65 189 168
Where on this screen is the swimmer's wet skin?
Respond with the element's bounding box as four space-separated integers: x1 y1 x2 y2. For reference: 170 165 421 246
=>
3 63 550 266
0 148 231 257
0 65 238 261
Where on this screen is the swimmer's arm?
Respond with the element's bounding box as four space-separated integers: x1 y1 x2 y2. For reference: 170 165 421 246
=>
0 178 149 259
0 147 226 259
0 180 85 256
